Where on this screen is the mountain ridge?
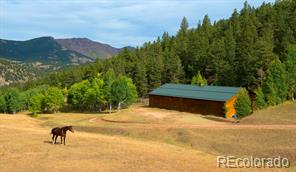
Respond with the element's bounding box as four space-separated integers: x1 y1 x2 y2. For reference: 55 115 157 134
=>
0 36 133 64
0 36 134 86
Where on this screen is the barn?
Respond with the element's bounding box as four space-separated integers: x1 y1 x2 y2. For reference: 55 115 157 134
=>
148 84 240 118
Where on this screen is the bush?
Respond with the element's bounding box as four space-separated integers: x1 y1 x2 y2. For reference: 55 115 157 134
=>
234 88 251 118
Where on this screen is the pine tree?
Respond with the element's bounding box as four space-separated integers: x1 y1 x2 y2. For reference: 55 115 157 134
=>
175 17 189 79
268 59 288 103
234 88 251 117
284 45 296 100
134 62 148 98
254 87 267 109
235 1 258 87
191 71 207 86
262 74 277 106
262 59 287 105
146 42 163 90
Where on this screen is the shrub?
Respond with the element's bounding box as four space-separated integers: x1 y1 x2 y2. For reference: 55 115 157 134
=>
234 88 251 118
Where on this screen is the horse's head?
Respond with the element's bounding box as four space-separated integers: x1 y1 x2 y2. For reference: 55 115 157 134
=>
68 126 74 133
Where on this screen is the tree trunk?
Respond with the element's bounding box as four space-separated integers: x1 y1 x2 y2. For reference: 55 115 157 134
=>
109 103 112 113
118 102 121 111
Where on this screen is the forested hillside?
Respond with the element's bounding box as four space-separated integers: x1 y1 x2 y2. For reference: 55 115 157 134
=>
0 58 54 86
1 0 295 115
26 1 295 94
0 37 92 64
0 37 134 85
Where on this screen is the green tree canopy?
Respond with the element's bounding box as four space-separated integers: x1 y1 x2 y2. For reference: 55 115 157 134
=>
0 95 6 113
43 87 64 113
111 76 138 110
28 93 44 114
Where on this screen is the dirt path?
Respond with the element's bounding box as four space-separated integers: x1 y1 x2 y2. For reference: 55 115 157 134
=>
90 117 296 130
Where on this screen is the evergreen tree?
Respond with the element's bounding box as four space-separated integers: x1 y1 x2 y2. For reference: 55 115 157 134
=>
262 71 277 106
284 45 296 100
234 88 251 117
175 17 190 79
262 59 287 105
268 59 288 103
254 87 267 109
134 62 148 98
235 1 258 87
223 26 237 86
146 43 163 90
191 71 207 86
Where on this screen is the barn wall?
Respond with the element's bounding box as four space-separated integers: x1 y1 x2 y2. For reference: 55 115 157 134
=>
149 95 225 117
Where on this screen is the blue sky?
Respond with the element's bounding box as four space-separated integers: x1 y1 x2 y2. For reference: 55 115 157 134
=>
0 0 275 48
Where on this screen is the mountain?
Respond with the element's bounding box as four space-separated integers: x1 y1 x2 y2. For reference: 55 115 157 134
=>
56 38 122 59
0 37 131 65
0 37 94 65
0 36 133 86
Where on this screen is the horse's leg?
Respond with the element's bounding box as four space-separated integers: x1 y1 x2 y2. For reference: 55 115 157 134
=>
54 135 58 144
52 134 55 144
60 136 63 144
64 135 66 145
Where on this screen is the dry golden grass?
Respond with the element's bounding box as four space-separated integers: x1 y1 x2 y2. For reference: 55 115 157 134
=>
241 101 296 125
1 102 296 171
0 114 218 172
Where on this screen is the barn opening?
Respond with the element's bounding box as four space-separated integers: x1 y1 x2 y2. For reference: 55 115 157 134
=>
148 84 240 118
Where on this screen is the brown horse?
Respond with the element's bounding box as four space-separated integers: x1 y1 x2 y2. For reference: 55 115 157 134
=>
50 126 74 145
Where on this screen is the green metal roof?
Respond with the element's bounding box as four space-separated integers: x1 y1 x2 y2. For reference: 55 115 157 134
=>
149 84 240 102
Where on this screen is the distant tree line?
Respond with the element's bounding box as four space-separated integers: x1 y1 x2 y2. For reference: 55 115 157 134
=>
1 0 296 116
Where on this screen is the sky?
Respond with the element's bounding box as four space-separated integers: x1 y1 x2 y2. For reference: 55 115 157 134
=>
0 0 275 48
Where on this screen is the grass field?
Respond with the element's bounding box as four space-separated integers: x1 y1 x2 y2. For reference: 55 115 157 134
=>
1 102 296 171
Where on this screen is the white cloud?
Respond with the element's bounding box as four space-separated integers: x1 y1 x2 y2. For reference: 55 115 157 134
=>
0 0 275 47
